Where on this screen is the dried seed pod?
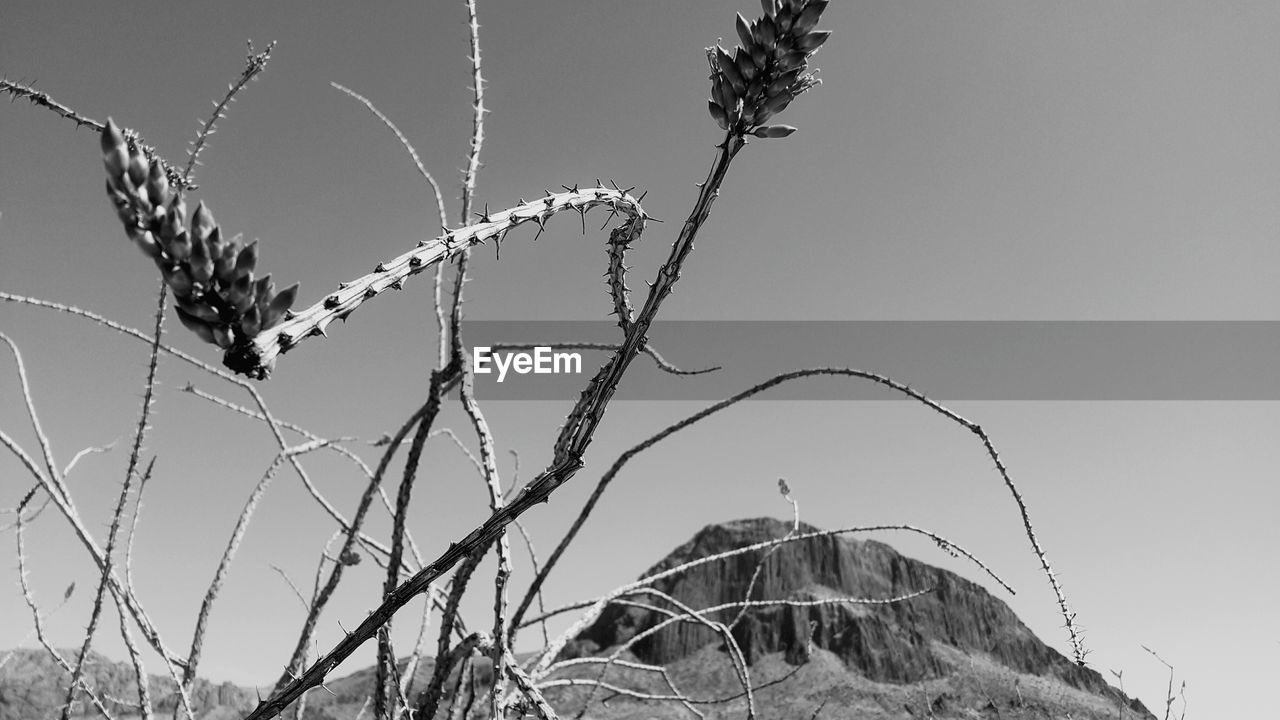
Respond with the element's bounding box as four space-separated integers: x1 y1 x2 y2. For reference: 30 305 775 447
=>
126 150 149 189
264 283 299 328
205 225 224 260
215 243 240 285
795 30 831 52
101 118 127 155
716 47 746 93
767 67 803 96
103 147 130 188
133 230 162 259
775 3 795 33
763 89 795 114
170 232 194 265
176 296 221 323
144 159 170 208
254 274 273 300
188 233 214 283
212 325 235 349
735 48 758 81
752 124 797 138
712 73 735 112
227 272 255 313
239 305 262 337
792 0 828 35
776 49 808 71
105 179 134 226
175 306 218 345
234 240 258 279
754 15 777 47
191 202 216 243
708 100 730 129
165 266 194 296
735 12 754 48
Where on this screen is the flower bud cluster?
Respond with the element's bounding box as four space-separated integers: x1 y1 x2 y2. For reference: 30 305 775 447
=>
101 118 297 349
707 0 830 138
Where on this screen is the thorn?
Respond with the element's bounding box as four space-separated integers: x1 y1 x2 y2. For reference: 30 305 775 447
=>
324 294 341 309
409 256 423 268
374 262 387 272
308 326 326 337
637 189 649 202
390 279 404 291
338 282 351 290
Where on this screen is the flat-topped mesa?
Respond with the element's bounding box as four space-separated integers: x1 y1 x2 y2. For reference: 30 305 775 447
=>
221 187 648 379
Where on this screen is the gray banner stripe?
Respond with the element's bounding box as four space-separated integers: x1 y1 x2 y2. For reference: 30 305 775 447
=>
465 321 1280 401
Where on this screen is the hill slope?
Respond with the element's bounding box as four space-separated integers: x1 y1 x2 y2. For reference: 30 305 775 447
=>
1 518 1155 719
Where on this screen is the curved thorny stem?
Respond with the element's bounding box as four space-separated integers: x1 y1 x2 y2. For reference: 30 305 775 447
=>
224 187 650 378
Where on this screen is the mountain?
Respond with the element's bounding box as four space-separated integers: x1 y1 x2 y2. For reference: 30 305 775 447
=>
553 517 1154 719
1 518 1156 720
0 647 259 720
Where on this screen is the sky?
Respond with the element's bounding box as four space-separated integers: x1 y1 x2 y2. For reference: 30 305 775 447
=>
2 1 1278 717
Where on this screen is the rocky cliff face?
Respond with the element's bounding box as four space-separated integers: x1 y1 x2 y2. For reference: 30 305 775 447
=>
564 517 1151 716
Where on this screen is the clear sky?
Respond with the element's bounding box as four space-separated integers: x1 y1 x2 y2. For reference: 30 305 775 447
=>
2 1 1278 717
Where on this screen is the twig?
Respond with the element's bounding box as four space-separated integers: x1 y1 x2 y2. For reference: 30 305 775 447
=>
376 370 450 719
65 283 166 720
58 449 158 720
271 565 311 611
458 350 512 718
114 463 158 720
182 40 275 183
503 648 560 720
187 438 343 684
0 79 190 190
329 82 448 235
15 495 117 720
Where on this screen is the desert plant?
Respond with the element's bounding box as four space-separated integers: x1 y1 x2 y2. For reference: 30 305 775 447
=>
0 2 1094 719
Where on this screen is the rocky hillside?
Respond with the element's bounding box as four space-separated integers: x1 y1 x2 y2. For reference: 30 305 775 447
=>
555 517 1155 719
1 518 1156 720
0 647 258 720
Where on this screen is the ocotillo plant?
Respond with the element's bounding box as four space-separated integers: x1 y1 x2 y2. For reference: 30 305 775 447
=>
94 0 830 383
1 2 1093 720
